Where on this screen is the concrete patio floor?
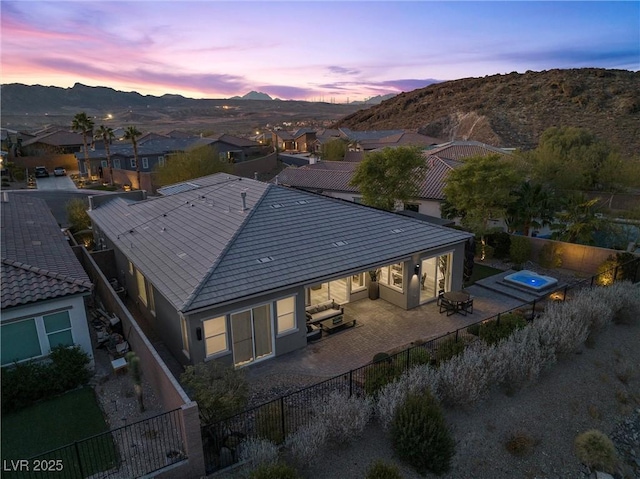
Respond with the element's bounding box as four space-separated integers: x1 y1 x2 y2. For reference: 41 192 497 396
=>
246 284 525 380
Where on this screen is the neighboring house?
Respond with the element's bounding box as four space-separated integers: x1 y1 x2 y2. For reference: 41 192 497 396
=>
1 194 93 367
275 140 512 217
88 173 472 369
21 130 85 156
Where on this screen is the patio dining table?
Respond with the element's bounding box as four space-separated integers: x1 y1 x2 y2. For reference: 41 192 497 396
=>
441 291 471 315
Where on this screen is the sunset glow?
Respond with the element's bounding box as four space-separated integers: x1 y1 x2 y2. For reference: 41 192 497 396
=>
1 1 638 102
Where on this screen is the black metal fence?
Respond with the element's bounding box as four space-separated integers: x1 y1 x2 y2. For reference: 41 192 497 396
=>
203 257 640 473
3 408 186 479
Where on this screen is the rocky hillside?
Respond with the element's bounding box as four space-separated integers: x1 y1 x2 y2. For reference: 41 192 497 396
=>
335 68 640 157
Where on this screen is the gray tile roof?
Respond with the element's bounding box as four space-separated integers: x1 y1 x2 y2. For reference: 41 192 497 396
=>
426 141 510 160
22 130 84 147
1 195 92 309
88 174 471 314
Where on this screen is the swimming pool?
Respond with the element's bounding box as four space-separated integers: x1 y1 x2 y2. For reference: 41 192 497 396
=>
503 270 558 291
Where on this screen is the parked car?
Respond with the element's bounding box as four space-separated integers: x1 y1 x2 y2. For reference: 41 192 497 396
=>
34 166 49 178
53 166 66 176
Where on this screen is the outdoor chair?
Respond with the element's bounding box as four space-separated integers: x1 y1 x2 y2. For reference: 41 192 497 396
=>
439 297 456 316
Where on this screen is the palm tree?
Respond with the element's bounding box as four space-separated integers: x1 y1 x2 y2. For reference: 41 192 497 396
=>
71 112 95 177
506 180 556 237
124 126 141 189
96 125 115 186
551 193 607 245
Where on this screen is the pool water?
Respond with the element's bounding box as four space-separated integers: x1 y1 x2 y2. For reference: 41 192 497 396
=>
503 270 558 291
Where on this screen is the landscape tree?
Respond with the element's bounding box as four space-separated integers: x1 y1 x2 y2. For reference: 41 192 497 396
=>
505 180 557 237
96 125 115 186
66 198 91 234
350 146 427 211
154 145 233 187
550 193 609 245
443 154 520 259
321 138 348 161
124 126 142 189
71 112 95 177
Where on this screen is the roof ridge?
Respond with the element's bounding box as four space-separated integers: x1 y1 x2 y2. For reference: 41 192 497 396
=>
1 258 92 289
180 183 272 313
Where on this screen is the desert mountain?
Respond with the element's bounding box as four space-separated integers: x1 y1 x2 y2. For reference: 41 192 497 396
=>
335 68 640 157
230 91 274 101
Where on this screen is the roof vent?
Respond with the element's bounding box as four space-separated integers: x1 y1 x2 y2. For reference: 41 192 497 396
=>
177 252 187 259
270 203 285 209
257 256 274 264
31 240 42 246
391 228 404 234
295 200 309 205
332 240 348 247
241 191 247 212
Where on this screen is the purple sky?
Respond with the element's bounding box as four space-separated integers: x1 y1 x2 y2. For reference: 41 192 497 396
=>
2 1 638 102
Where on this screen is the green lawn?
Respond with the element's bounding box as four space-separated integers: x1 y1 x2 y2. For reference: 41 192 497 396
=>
465 263 504 286
2 387 117 475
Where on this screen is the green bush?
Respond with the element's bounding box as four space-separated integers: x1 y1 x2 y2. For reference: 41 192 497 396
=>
256 401 285 444
434 337 466 365
574 430 618 473
1 346 91 414
509 236 532 267
372 352 391 364
365 363 399 396
488 232 512 259
477 314 527 345
596 252 638 285
538 242 563 269
396 347 432 370
391 392 455 475
249 462 299 479
366 460 403 479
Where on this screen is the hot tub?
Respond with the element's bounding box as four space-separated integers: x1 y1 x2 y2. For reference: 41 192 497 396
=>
503 270 558 291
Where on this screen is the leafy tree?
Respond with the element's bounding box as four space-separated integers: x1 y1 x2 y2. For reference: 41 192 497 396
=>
154 145 232 187
124 126 142 189
180 360 248 425
506 180 556 236
71 112 95 177
321 138 348 161
96 125 115 186
443 154 520 259
350 146 427 211
66 198 91 234
550 193 608 245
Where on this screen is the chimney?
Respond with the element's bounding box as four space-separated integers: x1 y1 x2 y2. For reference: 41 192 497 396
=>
241 191 247 212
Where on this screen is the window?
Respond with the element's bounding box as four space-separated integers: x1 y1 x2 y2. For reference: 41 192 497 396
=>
114 158 121 169
128 261 134 275
135 269 148 306
350 273 366 292
204 316 227 357
381 263 404 291
43 311 73 348
148 285 156 315
231 304 273 367
158 156 165 167
101 160 108 168
1 319 41 365
353 197 362 204
130 158 137 168
276 296 296 334
142 157 149 169
404 203 420 212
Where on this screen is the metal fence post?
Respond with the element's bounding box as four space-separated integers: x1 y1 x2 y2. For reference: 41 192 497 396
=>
613 266 619 283
406 348 411 370
563 285 568 300
531 299 536 321
496 313 501 326
455 329 459 342
74 441 84 478
280 397 286 442
349 369 353 397
590 275 594 288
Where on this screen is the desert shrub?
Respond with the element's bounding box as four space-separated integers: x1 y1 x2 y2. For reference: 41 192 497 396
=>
509 236 532 267
495 326 544 392
238 437 279 470
437 342 501 406
505 432 536 456
365 362 399 396
285 422 327 467
395 346 432 370
391 392 455 475
538 242 563 268
256 401 285 444
248 462 299 479
574 430 618 473
376 364 441 431
66 198 91 234
599 281 640 325
477 313 527 345
434 337 466 365
533 300 589 357
372 352 392 363
572 288 614 336
487 231 512 259
467 322 481 336
316 392 372 443
180 361 248 425
365 460 403 479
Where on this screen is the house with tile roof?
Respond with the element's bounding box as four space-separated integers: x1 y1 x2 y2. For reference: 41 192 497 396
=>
21 130 85 155
1 194 93 366
87 173 472 368
275 140 511 217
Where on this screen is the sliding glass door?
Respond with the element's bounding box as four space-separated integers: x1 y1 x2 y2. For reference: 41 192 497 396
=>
231 304 273 367
420 253 452 304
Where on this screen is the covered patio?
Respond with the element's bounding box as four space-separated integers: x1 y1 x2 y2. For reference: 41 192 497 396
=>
247 283 525 380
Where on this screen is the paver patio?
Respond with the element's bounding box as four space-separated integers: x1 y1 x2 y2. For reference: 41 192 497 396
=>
247 284 525 379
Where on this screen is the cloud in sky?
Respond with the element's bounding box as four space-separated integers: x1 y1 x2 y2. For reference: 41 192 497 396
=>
1 1 638 101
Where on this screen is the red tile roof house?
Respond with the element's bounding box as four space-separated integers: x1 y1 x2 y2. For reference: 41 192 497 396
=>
87 173 472 368
1 194 94 367
275 140 512 218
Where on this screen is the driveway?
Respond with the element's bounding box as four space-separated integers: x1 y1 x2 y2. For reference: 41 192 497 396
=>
35 174 77 191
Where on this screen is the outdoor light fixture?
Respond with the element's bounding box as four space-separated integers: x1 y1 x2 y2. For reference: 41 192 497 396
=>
196 327 202 341
414 265 420 276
